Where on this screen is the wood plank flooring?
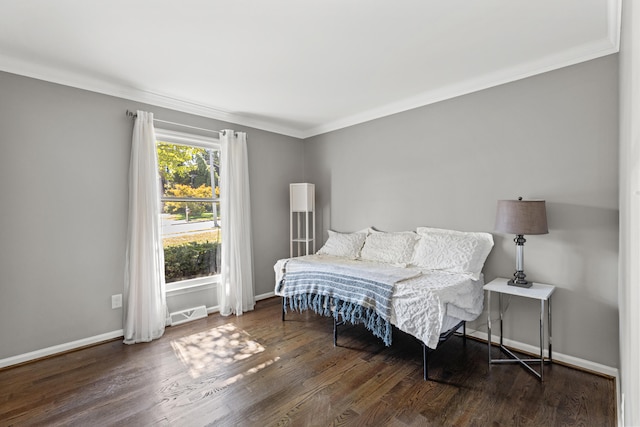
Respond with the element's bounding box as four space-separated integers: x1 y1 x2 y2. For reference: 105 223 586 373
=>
0 297 616 426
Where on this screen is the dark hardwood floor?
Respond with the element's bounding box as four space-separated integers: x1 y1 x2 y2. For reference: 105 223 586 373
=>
0 297 616 426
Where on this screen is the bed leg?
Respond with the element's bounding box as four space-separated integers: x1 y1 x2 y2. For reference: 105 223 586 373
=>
333 316 338 346
463 321 467 344
423 343 429 381
282 297 286 321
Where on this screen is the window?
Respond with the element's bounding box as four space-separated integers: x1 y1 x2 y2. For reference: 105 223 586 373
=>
155 129 221 291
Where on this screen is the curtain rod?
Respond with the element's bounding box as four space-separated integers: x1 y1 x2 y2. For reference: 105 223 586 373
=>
126 110 222 135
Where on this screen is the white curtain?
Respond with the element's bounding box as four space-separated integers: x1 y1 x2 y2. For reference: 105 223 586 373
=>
123 110 167 344
620 1 640 424
219 129 255 316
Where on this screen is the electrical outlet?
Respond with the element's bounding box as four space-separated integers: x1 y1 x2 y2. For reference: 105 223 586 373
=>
111 294 122 309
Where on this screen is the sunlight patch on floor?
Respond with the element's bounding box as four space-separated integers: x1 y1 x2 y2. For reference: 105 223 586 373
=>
170 323 266 378
219 356 280 388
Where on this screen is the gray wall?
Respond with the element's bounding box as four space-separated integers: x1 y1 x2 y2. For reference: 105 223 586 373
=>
0 54 620 369
304 55 620 368
0 71 303 359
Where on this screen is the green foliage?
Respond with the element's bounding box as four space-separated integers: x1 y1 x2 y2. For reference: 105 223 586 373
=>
156 141 220 196
164 184 213 217
164 241 220 283
157 143 201 184
156 141 222 282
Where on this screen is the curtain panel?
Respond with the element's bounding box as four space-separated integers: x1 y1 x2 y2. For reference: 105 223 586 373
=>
123 110 167 344
219 130 255 316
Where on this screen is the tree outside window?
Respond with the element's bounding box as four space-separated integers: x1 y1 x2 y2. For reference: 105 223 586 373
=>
156 138 221 284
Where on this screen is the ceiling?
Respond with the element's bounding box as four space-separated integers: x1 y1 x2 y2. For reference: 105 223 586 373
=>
0 1 620 139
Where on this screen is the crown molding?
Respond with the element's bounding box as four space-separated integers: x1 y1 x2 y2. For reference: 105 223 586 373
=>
302 39 620 138
609 0 622 50
0 0 620 141
302 0 621 138
0 55 307 139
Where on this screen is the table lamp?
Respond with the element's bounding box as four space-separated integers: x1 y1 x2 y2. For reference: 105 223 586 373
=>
495 197 548 288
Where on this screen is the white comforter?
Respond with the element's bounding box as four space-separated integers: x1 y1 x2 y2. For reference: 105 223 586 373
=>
275 254 484 349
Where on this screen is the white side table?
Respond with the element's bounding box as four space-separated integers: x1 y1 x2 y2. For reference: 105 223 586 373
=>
484 277 555 381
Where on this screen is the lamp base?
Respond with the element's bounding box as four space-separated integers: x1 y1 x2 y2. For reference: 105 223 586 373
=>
508 270 533 288
507 278 533 288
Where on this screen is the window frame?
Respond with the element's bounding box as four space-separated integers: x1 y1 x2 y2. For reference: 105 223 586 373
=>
154 128 221 293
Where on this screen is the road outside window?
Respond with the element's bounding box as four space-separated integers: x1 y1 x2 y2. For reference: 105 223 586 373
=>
156 134 221 287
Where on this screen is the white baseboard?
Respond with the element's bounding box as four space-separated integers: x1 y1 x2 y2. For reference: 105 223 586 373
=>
1 305 619 387
255 291 275 301
0 329 124 369
204 292 274 316
467 328 619 378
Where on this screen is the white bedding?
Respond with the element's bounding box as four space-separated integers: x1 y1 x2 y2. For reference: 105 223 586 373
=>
274 254 484 349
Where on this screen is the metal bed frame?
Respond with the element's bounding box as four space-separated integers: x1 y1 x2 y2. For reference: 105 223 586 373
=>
282 296 466 380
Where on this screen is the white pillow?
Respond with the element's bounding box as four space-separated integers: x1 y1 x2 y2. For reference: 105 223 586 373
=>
412 227 494 279
316 230 368 259
360 231 419 266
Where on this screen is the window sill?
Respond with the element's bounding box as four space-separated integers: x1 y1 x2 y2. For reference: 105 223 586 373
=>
166 276 220 295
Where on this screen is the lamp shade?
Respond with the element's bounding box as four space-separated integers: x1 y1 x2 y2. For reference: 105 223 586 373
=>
495 199 548 235
290 183 315 212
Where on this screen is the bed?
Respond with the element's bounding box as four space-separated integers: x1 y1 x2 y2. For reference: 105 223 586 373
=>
274 227 494 380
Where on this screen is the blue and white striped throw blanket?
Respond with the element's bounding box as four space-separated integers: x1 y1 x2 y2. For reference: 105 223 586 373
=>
278 257 421 346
